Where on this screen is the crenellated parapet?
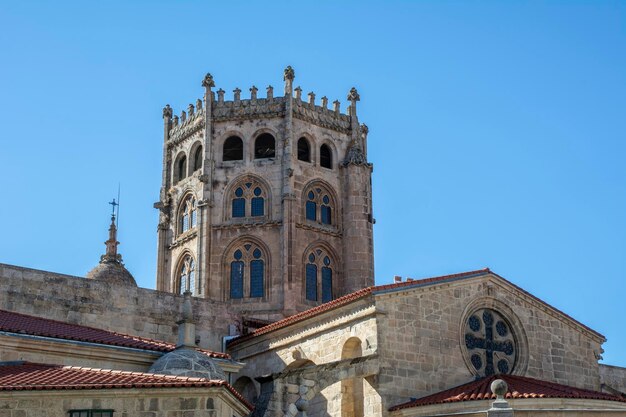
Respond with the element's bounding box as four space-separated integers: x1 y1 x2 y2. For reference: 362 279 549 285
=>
164 67 358 146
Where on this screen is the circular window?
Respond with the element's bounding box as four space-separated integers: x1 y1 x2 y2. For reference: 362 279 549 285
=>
463 308 517 376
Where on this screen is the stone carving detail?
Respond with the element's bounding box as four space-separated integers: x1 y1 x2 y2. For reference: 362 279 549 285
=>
283 65 295 81
162 104 173 119
464 308 517 376
202 73 215 88
347 87 360 103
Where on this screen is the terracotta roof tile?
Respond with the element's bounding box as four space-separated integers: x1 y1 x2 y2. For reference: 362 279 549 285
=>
0 309 229 359
0 362 252 410
389 374 626 411
227 269 490 347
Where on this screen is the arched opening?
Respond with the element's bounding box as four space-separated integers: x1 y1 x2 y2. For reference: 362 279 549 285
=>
227 242 267 299
174 154 187 183
233 376 258 405
320 144 332 169
255 133 276 159
177 254 196 295
193 145 203 171
223 136 243 161
297 137 311 162
341 337 364 417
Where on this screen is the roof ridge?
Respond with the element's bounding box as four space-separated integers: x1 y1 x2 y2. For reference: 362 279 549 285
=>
389 373 626 411
228 269 492 347
0 309 229 359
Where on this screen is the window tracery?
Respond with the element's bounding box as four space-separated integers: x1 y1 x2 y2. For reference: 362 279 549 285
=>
229 178 268 219
179 194 197 234
464 308 517 376
228 243 266 299
305 248 334 303
304 184 334 225
177 254 196 295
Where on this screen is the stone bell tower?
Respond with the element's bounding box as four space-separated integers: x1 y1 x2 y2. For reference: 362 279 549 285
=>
154 67 374 319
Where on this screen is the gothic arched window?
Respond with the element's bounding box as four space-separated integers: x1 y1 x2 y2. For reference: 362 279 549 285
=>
229 243 266 299
320 144 332 169
230 178 268 219
177 155 187 180
223 136 243 161
297 137 311 162
304 185 334 225
255 133 276 159
193 145 203 171
178 255 196 295
305 249 333 303
179 195 197 234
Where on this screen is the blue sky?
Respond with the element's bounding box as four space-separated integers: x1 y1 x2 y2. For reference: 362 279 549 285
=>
0 2 624 366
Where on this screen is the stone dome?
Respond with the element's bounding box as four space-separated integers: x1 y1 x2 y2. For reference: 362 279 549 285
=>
87 212 137 286
149 348 226 380
86 261 137 286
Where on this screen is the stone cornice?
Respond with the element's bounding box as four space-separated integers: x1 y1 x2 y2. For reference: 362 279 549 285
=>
213 220 282 231
168 229 197 249
295 222 342 237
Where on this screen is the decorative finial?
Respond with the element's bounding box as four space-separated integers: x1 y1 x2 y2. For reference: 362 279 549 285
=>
283 65 295 81
217 88 225 104
347 87 360 103
266 85 274 101
162 104 172 119
196 98 202 110
490 379 508 400
187 103 194 116
250 85 258 101
321 96 328 109
284 66 295 95
233 88 241 102
201 73 215 88
102 199 121 263
307 92 315 105
361 123 369 135
294 86 302 100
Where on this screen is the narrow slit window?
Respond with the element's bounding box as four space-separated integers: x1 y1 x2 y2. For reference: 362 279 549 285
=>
297 137 310 162
320 144 332 169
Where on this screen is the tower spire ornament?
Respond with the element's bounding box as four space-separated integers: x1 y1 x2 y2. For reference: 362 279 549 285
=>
86 199 137 286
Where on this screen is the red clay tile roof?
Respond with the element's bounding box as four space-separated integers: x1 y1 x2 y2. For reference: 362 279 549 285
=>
0 309 229 359
0 362 252 410
389 374 626 411
227 269 490 347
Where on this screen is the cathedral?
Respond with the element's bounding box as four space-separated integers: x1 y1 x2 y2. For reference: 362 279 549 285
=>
0 67 625 417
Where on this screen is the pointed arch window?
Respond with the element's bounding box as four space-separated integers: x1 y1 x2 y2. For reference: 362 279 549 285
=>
193 145 203 171
178 155 187 180
179 195 197 234
305 249 333 303
229 179 268 219
223 136 243 161
178 255 196 295
305 185 334 225
297 137 311 162
229 243 266 299
320 144 332 169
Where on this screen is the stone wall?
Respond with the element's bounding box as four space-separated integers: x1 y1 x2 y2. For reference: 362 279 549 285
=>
375 274 605 411
0 263 235 352
0 387 249 417
600 364 626 394
228 297 381 416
